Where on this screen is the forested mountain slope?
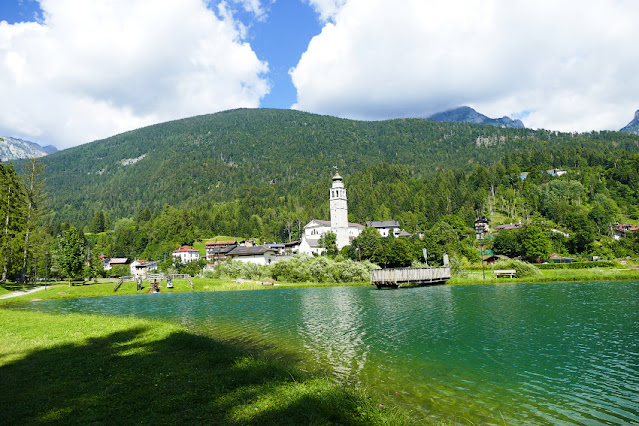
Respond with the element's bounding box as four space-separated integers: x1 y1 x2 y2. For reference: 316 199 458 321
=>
25 108 639 224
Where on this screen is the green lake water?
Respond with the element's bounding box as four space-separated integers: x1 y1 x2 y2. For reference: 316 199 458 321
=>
21 281 639 424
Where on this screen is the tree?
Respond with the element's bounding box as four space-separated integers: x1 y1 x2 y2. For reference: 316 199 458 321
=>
20 159 46 281
89 210 106 233
0 164 26 281
519 225 551 260
56 226 86 281
318 231 338 256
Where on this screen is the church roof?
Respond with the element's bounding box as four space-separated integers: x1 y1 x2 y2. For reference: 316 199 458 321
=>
304 219 365 229
366 220 400 229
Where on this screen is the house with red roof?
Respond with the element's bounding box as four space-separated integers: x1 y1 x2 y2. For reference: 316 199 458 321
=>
172 246 200 264
613 224 639 240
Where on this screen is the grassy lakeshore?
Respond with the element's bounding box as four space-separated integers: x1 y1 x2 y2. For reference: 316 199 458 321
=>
0 281 409 425
450 266 639 285
2 270 637 424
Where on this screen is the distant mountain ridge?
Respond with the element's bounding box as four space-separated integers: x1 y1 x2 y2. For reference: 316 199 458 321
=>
620 110 639 135
24 108 639 225
428 106 525 129
0 136 57 161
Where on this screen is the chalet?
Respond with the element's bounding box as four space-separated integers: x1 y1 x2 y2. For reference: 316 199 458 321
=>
130 260 158 277
106 257 129 271
99 255 110 269
366 220 400 237
494 223 522 231
227 245 277 265
366 220 413 238
205 240 237 262
172 246 200 264
283 240 301 254
613 224 639 240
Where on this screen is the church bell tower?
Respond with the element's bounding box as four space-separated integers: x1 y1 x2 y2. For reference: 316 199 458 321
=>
330 170 349 250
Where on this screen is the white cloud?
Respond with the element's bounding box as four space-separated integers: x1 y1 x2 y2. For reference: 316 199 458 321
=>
0 0 269 148
291 0 639 132
304 0 347 22
229 0 269 21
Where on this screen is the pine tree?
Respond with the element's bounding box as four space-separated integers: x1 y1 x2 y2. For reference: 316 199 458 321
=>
56 226 86 282
20 159 46 280
0 164 26 281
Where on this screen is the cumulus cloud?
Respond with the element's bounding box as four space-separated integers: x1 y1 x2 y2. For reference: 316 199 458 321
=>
0 0 269 148
304 0 347 22
291 0 639 132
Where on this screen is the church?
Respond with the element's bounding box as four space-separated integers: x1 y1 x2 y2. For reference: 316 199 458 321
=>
299 171 365 255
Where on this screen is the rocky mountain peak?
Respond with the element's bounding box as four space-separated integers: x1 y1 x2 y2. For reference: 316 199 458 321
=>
0 136 58 161
620 109 639 135
427 106 525 129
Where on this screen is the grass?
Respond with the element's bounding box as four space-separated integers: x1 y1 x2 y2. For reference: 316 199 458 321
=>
0 309 410 425
450 267 639 284
0 280 411 425
3 268 636 424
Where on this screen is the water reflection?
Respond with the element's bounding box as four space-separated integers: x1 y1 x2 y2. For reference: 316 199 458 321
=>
297 287 369 381
15 281 639 424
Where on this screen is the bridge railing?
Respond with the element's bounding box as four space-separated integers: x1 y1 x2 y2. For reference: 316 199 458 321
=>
371 266 451 285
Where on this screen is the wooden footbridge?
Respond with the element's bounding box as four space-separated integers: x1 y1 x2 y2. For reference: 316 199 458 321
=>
371 266 451 289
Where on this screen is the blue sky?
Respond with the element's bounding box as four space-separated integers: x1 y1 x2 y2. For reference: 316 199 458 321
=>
1 0 638 148
2 0 321 110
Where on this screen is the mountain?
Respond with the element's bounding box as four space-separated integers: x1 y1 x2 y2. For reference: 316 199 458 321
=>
427 106 525 129
620 110 639 135
0 136 58 161
19 108 639 225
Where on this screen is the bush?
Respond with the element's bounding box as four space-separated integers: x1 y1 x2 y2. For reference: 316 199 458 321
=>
270 254 379 283
493 259 541 278
449 256 470 278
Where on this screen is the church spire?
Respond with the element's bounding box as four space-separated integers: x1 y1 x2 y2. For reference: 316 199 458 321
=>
330 169 349 249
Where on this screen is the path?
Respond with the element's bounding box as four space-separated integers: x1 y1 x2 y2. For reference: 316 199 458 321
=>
0 286 47 299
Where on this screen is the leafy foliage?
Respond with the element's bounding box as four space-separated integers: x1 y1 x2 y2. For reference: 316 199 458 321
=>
56 226 86 280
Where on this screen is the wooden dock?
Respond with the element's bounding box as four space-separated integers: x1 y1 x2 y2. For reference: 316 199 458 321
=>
371 266 451 289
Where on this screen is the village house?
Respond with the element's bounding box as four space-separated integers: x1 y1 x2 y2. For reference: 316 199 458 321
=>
205 240 237 262
494 222 523 232
366 220 413 238
172 246 200 264
613 224 639 240
226 245 277 265
130 260 158 278
105 257 128 271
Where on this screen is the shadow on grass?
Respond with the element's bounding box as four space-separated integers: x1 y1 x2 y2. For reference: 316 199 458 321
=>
0 282 37 292
0 324 394 425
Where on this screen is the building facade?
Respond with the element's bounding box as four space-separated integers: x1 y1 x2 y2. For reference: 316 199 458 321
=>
299 171 364 255
172 246 200 264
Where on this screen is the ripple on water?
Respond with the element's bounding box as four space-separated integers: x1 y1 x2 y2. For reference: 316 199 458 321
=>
17 281 639 424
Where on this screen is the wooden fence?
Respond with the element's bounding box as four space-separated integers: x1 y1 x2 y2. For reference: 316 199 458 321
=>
370 266 451 288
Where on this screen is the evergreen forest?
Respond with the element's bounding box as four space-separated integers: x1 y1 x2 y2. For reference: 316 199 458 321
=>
4 108 639 279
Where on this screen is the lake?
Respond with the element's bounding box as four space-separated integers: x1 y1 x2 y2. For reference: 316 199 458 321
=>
21 281 639 424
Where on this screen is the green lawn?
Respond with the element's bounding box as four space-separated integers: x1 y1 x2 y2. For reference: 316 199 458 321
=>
0 308 409 425
450 267 639 284
0 279 408 425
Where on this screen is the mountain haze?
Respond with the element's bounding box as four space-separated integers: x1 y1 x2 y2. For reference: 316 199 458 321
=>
28 108 639 224
428 106 525 128
0 136 57 161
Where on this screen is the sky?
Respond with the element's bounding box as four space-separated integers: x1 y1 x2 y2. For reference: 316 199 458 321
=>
1 0 638 149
